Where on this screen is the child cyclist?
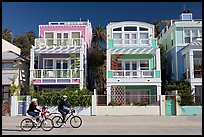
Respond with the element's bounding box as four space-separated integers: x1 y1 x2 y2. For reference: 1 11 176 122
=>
40 105 50 120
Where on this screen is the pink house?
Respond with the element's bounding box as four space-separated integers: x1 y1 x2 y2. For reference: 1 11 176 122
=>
30 20 92 91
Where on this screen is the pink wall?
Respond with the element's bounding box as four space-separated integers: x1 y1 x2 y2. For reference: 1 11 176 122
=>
39 26 85 40
39 24 92 49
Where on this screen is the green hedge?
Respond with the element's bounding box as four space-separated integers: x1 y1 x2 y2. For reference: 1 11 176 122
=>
31 88 93 107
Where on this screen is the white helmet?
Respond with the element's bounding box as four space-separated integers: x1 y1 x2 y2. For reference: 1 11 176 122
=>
62 95 67 98
32 98 37 102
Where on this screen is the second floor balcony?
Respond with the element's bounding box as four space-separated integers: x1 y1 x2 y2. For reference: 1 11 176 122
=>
183 69 202 79
108 38 157 49
35 38 84 47
108 70 160 79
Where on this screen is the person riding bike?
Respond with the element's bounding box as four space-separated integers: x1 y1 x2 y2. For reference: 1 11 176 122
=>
58 95 71 126
27 98 41 122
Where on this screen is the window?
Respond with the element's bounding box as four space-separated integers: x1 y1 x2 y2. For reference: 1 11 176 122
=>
139 27 148 31
171 33 174 46
45 32 54 46
113 33 122 44
192 30 199 42
184 30 190 43
140 60 149 70
124 27 137 31
44 59 53 69
2 62 13 69
118 60 122 70
140 33 149 44
113 27 122 31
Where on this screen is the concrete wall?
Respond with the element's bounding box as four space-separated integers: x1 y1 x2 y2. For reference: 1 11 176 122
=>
95 106 160 115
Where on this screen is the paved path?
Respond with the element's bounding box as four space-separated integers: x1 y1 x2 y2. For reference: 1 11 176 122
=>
2 115 202 135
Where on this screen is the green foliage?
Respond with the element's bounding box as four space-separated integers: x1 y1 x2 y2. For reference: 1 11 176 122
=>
164 81 195 106
108 101 121 106
194 64 202 70
133 101 148 106
31 88 93 107
9 84 21 96
2 28 12 42
13 31 36 59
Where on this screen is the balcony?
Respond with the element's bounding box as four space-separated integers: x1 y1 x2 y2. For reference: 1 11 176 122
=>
183 69 202 79
109 70 160 78
108 38 157 49
31 69 81 84
35 38 84 47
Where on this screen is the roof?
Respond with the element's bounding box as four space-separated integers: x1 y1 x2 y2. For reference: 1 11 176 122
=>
2 74 15 85
2 51 25 61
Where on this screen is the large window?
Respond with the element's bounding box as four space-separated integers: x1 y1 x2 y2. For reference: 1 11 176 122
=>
140 60 149 70
44 59 53 69
45 32 54 46
184 28 202 43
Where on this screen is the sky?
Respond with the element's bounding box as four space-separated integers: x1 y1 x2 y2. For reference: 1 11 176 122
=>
2 2 202 37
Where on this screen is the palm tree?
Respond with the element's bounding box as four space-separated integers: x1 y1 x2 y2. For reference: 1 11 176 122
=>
2 28 12 42
153 20 169 37
88 25 106 93
92 25 106 49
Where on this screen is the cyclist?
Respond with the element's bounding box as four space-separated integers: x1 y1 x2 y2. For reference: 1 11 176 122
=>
41 105 49 119
58 95 71 126
27 98 41 122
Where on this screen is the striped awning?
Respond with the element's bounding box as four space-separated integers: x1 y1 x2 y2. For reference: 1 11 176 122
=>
109 47 157 54
33 45 81 53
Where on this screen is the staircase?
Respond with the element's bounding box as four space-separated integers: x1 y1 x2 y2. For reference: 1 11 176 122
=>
111 54 123 70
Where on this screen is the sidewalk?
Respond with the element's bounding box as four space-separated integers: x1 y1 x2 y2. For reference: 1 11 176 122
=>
2 115 202 135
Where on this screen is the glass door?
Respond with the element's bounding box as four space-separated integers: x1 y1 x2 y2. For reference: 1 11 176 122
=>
125 61 130 76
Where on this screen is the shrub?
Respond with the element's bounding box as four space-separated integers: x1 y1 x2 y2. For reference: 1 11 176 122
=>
31 88 93 107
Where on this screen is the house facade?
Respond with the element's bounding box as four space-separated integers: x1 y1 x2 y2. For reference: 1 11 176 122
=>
157 11 202 82
181 39 202 105
2 39 29 116
106 21 161 106
30 20 92 91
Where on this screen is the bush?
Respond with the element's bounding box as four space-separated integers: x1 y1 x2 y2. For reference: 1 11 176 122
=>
108 101 121 106
31 88 93 107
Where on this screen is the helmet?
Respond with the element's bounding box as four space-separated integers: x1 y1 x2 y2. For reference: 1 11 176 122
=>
43 105 48 109
32 98 37 102
62 95 67 98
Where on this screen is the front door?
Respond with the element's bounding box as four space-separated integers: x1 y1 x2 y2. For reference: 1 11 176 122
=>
165 96 176 115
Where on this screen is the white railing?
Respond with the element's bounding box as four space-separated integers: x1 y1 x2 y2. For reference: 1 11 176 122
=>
112 70 156 78
35 38 84 47
113 39 152 47
31 69 80 79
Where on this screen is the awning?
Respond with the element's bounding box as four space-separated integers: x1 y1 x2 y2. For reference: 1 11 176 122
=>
2 74 15 85
109 47 157 54
33 45 81 53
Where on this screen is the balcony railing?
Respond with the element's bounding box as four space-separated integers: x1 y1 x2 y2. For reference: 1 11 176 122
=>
35 38 84 47
183 69 202 79
112 70 159 78
31 69 80 79
113 39 152 47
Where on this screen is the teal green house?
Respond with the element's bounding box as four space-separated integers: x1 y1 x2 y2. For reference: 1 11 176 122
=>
106 21 161 106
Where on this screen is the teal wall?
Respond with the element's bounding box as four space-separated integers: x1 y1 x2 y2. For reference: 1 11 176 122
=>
176 27 184 44
180 106 202 115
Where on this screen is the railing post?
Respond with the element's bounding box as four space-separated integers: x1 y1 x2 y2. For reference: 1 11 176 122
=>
41 69 43 79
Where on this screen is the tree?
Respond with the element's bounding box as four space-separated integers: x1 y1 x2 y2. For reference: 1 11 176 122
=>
153 20 169 37
88 25 106 93
2 28 12 42
13 31 36 59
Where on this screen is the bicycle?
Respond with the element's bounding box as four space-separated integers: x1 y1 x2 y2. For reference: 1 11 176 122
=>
52 109 82 128
20 112 54 131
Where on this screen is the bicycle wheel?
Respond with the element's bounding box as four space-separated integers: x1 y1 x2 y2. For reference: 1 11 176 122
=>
41 118 54 131
52 116 63 128
20 118 34 131
70 116 82 128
